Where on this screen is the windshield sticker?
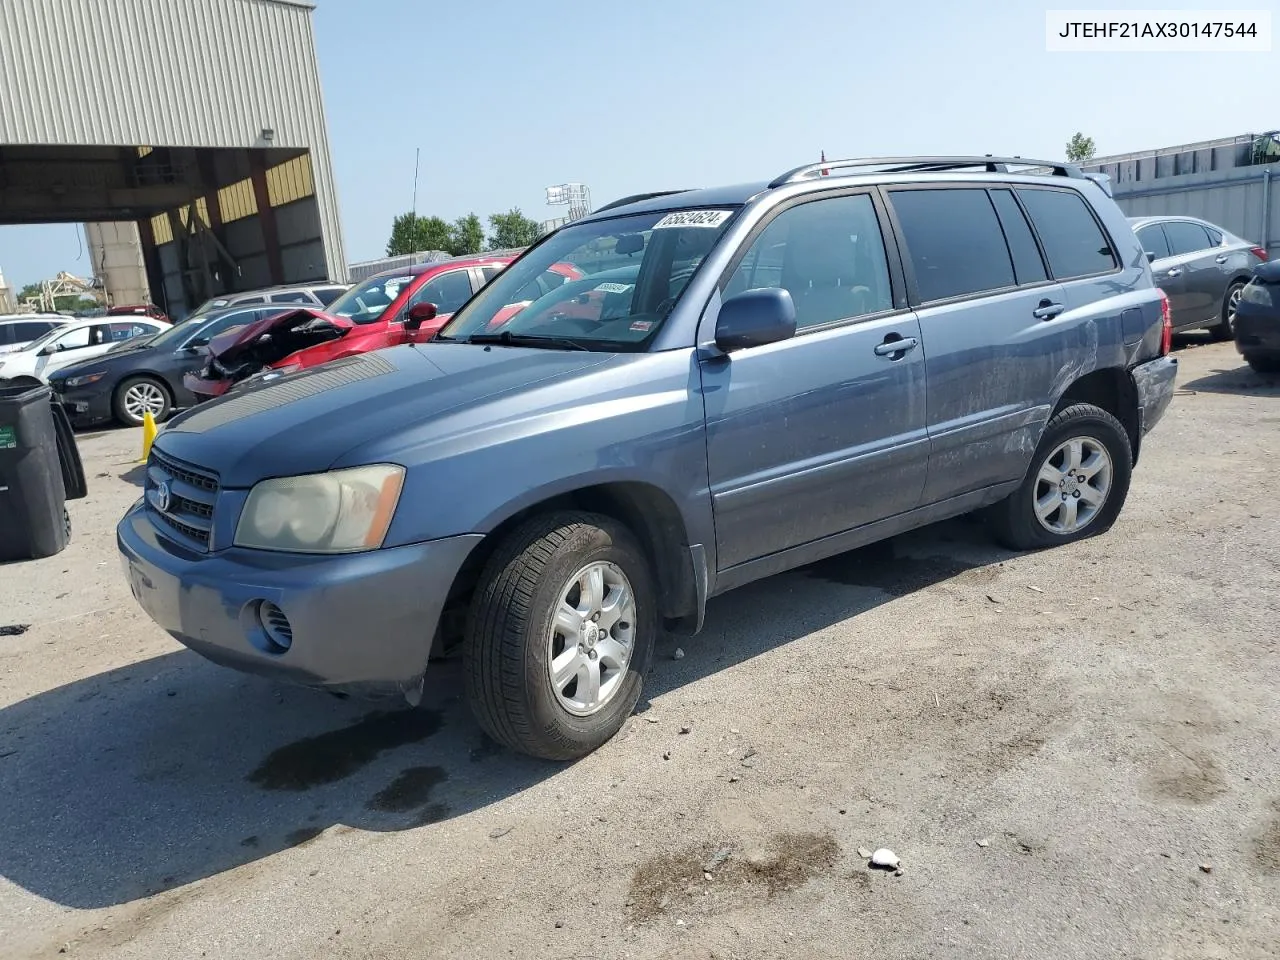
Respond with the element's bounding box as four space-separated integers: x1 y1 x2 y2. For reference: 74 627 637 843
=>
651 210 733 230
595 282 633 294
629 320 653 332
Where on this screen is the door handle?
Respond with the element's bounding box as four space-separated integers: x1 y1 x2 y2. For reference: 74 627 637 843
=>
1166 268 1183 278
873 336 919 357
1215 255 1228 264
1032 300 1065 321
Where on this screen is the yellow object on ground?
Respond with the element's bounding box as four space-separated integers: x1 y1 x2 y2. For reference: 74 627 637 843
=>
139 411 157 463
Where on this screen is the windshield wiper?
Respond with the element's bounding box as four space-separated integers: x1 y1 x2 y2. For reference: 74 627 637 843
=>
465 331 590 352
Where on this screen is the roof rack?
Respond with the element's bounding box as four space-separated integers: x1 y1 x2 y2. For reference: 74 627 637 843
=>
593 190 696 214
768 156 1086 188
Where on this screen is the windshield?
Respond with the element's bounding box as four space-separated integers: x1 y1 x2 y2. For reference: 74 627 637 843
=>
437 208 737 350
24 324 75 353
325 274 416 325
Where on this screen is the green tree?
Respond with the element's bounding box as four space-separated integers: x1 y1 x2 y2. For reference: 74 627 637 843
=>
386 212 454 256
487 208 543 249
1065 132 1096 163
448 213 486 256
18 283 42 302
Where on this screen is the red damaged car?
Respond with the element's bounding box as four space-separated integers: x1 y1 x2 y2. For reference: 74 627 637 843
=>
185 253 582 399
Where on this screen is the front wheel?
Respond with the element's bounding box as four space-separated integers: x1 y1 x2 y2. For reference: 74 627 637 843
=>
463 512 657 760
987 403 1134 551
1245 353 1280 375
113 376 171 427
1212 281 1246 341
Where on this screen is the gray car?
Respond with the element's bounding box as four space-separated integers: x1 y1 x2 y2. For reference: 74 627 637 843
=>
1130 215 1267 338
119 155 1178 760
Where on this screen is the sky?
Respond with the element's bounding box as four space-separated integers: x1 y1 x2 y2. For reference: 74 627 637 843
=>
1 0 1277 290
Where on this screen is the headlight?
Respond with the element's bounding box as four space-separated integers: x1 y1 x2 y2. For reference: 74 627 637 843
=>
1241 282 1273 306
64 372 106 387
234 464 405 553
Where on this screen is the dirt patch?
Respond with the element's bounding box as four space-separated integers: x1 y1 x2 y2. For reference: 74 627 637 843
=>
246 709 443 791
626 831 839 923
1149 750 1229 804
1253 806 1280 873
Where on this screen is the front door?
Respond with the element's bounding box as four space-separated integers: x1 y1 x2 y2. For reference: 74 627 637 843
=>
700 191 930 571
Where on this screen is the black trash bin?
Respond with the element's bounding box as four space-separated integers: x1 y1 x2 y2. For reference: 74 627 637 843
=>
0 380 85 562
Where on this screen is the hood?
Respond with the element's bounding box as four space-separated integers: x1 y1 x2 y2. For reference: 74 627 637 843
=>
205 308 349 361
154 342 612 487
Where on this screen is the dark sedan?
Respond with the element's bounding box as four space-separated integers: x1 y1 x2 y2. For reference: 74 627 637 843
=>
48 304 285 427
1130 215 1268 338
1233 260 1280 374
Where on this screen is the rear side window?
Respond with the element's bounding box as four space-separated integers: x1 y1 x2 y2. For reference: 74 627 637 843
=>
890 188 1014 302
313 286 346 306
237 296 265 305
1015 188 1118 280
0 326 12 345
1136 224 1170 260
270 291 313 304
15 321 55 341
989 189 1047 285
1163 220 1213 256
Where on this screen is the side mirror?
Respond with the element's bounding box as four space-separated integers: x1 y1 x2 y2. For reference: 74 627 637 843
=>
1146 251 1156 264
714 288 797 352
39 344 57 356
185 338 209 350
405 302 438 332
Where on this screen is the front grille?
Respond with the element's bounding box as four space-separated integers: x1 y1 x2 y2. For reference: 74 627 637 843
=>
146 447 220 550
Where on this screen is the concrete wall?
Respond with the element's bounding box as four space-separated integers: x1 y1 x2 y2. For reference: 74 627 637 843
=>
84 222 150 306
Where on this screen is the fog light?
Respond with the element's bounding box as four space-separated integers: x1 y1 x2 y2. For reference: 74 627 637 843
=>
257 600 293 653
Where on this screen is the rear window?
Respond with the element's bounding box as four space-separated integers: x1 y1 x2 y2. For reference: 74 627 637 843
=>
890 188 1015 302
1016 188 1118 280
1163 220 1213 256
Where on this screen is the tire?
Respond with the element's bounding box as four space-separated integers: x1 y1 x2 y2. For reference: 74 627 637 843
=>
1245 354 1280 375
987 403 1133 551
463 511 657 761
1212 281 1245 341
113 376 171 427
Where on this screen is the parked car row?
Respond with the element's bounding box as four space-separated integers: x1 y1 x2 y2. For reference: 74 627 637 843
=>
0 316 167 385
0 313 68 355
118 154 1180 762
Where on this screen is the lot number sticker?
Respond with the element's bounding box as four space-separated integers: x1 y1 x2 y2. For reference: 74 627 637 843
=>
0 426 15 449
651 210 733 229
594 282 634 294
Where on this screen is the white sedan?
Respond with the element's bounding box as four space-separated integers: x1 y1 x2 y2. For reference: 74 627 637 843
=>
0 317 167 383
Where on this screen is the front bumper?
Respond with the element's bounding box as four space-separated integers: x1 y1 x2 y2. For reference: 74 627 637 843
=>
1233 305 1280 358
117 499 482 697
52 384 114 424
1132 354 1178 437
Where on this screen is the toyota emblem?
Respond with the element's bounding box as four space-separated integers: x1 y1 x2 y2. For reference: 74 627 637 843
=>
155 480 172 513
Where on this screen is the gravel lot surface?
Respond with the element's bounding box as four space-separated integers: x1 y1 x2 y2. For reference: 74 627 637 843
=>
1 340 1277 960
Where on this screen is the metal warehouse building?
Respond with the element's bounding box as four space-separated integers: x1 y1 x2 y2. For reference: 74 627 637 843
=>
1083 132 1279 258
0 0 346 316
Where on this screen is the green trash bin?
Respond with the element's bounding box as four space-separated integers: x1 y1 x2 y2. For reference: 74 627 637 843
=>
0 380 78 562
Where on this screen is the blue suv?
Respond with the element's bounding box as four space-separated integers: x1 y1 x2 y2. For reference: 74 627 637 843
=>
118 156 1178 760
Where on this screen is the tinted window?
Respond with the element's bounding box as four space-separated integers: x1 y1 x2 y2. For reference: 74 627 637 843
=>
270 291 313 304
237 296 265 304
990 189 1047 285
411 270 474 314
314 286 346 306
1163 220 1213 256
15 321 56 340
890 188 1014 302
1136 224 1170 260
480 266 503 283
726 194 893 329
1016 188 1118 279
0 326 12 345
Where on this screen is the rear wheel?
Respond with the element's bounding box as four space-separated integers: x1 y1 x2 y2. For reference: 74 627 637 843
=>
987 403 1133 551
113 376 171 427
463 511 657 761
1212 281 1245 341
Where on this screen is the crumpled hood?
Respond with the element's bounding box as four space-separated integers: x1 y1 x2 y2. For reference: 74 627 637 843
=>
204 307 350 361
1253 259 1280 284
153 342 612 487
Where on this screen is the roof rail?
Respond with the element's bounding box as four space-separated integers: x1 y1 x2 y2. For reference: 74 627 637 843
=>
593 190 696 214
769 156 1086 188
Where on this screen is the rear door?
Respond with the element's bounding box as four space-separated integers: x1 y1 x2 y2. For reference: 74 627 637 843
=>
1161 219 1223 327
700 190 930 569
885 184 1073 504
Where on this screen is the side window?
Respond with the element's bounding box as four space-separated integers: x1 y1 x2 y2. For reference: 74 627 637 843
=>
479 266 504 284
0 326 12 345
1163 221 1213 256
270 291 313 304
314 286 345 306
410 271 475 314
725 194 893 329
989 189 1048 285
16 322 54 341
51 327 91 352
237 296 265 305
1137 224 1171 260
1015 188 1118 279
1205 226 1223 246
889 188 1015 302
